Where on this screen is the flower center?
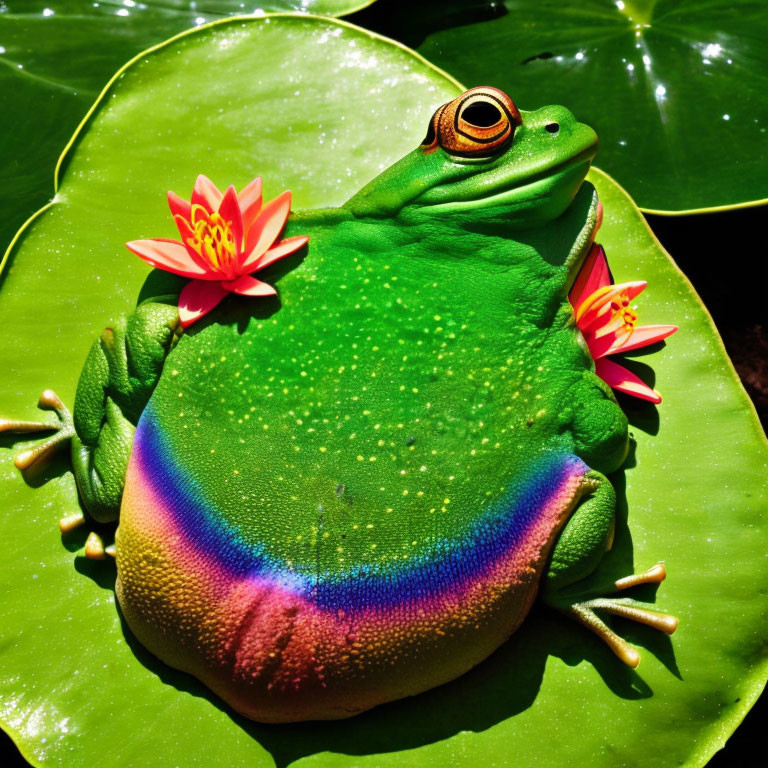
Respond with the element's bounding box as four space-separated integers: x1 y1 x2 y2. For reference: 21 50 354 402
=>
186 205 237 273
611 294 638 334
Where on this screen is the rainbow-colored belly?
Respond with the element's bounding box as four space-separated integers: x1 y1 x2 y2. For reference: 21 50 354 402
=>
115 405 587 722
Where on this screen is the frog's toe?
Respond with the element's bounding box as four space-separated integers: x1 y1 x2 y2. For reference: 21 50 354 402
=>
0 389 75 470
555 562 678 668
564 597 678 668
614 561 667 590
59 511 86 534
81 531 116 560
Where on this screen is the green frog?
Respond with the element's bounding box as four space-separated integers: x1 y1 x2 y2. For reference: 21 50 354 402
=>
2 87 677 723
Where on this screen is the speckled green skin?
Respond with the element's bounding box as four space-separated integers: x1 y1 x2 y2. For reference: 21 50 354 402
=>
69 102 626 599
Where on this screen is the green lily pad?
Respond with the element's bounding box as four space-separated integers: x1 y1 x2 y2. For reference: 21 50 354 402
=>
350 0 768 213
1 14 766 768
0 0 377 262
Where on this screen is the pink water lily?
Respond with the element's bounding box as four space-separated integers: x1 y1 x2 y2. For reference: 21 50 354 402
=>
126 175 308 327
570 244 678 404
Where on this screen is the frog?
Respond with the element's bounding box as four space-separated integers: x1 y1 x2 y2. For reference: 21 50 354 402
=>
2 87 677 723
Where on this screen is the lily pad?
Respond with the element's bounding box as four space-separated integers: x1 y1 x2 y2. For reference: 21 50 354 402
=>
1 13 766 768
0 0 377 262
350 0 768 213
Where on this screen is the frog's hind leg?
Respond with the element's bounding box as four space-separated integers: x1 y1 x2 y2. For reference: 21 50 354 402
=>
0 389 75 471
542 470 678 668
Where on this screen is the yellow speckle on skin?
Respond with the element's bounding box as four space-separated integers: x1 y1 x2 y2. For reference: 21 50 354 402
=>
357 455 364 462
402 489 409 496
319 446 327 453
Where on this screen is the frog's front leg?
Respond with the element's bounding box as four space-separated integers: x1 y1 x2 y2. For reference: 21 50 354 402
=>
1 298 181 554
561 371 630 475
543 470 678 668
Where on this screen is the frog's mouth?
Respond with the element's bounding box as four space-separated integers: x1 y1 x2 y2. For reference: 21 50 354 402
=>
417 146 597 215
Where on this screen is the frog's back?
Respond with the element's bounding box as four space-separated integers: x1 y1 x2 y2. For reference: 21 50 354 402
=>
116 221 592 721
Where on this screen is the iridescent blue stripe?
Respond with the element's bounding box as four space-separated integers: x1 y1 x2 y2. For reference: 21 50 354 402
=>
134 402 587 611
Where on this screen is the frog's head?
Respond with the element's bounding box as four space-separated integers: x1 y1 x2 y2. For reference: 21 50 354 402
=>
345 86 597 229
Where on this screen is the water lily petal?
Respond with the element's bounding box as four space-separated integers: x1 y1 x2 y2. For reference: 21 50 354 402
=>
595 357 662 404
248 236 309 272
577 280 647 333
584 327 629 360
178 279 229 328
218 185 244 257
238 177 263 235
167 190 191 221
222 275 278 297
191 174 223 212
241 190 291 268
603 324 679 356
570 244 612 309
125 238 211 279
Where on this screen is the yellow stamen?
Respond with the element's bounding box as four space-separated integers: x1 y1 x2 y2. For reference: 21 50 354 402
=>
185 205 238 273
610 295 638 334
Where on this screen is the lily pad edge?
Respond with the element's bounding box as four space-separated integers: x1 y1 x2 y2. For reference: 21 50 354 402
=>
639 197 768 217
1 15 766 768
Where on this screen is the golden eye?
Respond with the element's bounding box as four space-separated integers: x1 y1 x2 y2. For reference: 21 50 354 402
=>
422 87 522 158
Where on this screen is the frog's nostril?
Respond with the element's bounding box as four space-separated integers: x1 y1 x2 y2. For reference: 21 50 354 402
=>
545 122 560 134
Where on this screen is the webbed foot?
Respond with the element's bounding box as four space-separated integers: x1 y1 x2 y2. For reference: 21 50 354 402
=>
555 562 678 668
0 389 75 470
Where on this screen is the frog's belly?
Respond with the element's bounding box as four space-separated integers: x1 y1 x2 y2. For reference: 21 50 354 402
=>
116 413 588 722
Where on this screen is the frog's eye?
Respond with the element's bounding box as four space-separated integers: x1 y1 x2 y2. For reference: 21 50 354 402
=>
420 105 444 154
433 87 522 159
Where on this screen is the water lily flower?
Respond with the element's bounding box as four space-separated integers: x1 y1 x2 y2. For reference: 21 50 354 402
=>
570 244 678 403
127 175 308 327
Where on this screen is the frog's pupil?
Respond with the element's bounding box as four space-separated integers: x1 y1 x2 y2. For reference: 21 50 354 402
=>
462 101 503 128
546 122 560 133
